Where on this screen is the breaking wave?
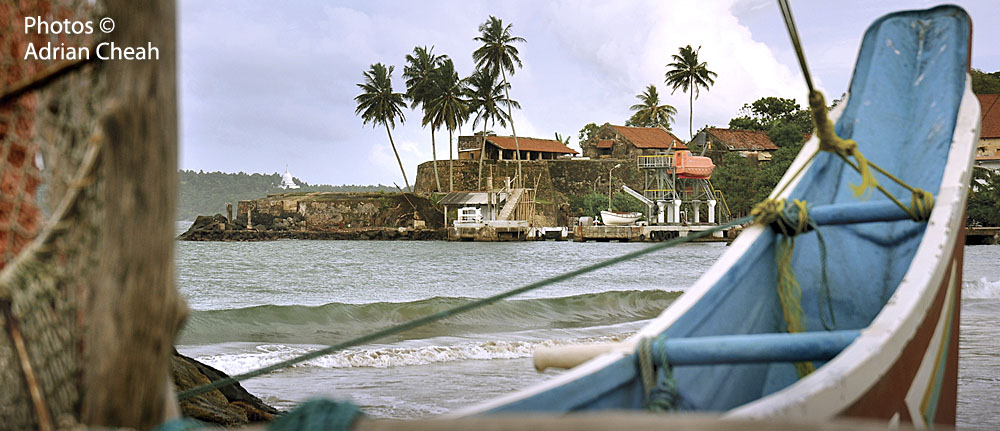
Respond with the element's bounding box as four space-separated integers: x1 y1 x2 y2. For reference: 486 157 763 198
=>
179 290 679 345
963 277 1000 300
194 334 632 375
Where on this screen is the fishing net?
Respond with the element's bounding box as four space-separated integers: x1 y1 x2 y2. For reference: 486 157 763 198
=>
0 0 107 428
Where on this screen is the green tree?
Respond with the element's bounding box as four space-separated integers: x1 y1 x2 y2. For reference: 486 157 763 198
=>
665 45 717 140
971 69 1000 94
728 96 811 135
423 58 470 192
968 167 1000 226
466 69 519 189
568 192 608 218
355 63 410 191
404 46 448 192
568 191 647 218
710 152 768 217
626 84 677 129
578 122 600 144
473 16 527 185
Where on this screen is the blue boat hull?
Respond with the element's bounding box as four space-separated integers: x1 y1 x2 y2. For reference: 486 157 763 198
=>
458 5 980 427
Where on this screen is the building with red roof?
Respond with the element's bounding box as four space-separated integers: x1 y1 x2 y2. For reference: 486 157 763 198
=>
580 124 687 159
975 95 1000 171
693 127 779 164
456 135 578 161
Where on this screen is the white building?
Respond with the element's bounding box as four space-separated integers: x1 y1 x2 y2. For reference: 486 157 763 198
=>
280 166 300 189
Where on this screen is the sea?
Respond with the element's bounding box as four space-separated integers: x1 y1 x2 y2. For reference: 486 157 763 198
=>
173 228 1000 428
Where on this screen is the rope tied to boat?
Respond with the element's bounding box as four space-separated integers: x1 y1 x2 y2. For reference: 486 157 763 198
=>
809 91 879 198
911 189 935 221
637 337 680 412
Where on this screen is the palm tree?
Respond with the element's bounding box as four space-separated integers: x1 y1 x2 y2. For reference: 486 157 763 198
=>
664 45 717 140
627 84 677 129
423 59 470 192
466 69 519 189
404 46 448 192
355 63 411 191
554 132 570 146
473 16 526 186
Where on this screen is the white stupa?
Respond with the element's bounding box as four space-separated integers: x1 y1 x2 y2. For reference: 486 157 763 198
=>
280 165 300 189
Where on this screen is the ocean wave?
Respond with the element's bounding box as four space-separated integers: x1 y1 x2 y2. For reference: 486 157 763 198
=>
195 334 632 375
178 290 678 345
963 277 1000 300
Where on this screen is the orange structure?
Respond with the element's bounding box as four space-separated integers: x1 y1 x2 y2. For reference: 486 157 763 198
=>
673 150 715 179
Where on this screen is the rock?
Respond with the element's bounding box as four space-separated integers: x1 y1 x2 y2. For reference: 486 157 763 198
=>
171 350 279 426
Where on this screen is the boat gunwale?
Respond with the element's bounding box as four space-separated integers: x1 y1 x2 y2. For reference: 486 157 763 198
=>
450 95 855 418
726 72 980 422
453 5 979 420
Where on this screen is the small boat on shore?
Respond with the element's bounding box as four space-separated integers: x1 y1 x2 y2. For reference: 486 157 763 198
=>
457 5 979 428
600 210 642 226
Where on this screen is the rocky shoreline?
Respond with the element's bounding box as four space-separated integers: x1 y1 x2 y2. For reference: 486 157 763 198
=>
179 214 446 241
172 350 280 426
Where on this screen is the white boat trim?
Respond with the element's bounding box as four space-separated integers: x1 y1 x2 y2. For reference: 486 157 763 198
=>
726 75 979 420
455 74 978 420
453 98 853 418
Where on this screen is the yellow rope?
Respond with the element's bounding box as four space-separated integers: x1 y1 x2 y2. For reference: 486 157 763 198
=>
752 198 816 377
910 189 935 221
808 91 879 198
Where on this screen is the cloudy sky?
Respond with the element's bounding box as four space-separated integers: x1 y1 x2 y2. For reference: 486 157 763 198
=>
178 0 1000 186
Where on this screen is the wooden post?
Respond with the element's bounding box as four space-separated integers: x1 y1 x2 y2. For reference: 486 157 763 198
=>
81 0 187 428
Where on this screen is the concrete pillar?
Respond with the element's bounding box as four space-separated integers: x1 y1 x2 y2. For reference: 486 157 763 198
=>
693 201 701 224
708 200 717 224
672 200 682 224
247 210 253 230
226 202 233 223
657 201 666 224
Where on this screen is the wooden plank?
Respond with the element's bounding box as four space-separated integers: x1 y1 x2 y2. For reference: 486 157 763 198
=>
351 414 924 431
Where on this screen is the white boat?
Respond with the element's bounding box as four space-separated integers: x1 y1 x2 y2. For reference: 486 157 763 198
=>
600 210 642 226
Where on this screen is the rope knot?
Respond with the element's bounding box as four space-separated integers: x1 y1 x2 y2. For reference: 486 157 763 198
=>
637 337 680 412
752 198 813 237
909 189 934 221
751 198 786 227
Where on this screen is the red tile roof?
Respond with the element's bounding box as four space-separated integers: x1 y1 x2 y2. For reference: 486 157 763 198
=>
596 139 614 149
706 127 778 151
486 136 578 154
978 94 1000 139
610 125 688 150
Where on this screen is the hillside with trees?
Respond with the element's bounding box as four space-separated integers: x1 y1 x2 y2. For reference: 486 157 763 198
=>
177 170 394 221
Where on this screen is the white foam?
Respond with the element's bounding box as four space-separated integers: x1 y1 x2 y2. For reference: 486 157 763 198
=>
197 334 631 376
963 278 1000 300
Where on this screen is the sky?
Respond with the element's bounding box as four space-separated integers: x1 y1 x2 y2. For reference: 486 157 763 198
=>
177 0 1000 186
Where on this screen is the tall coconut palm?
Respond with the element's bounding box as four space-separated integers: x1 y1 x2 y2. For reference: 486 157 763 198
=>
355 63 410 191
627 84 678 130
404 46 448 192
664 45 717 140
466 69 519 189
423 59 470 192
473 16 526 186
